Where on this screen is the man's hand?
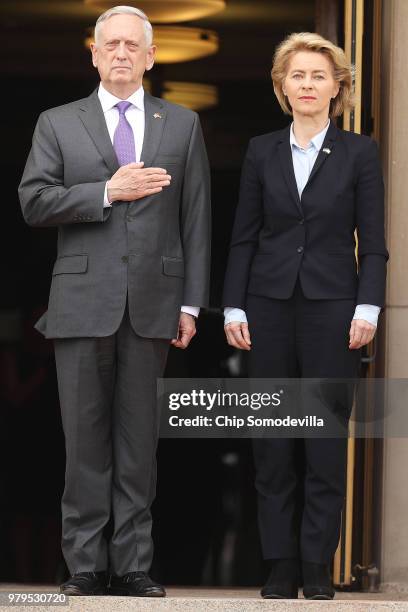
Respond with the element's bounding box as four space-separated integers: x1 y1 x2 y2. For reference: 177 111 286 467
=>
107 162 171 202
171 313 196 349
224 322 251 351
349 319 376 349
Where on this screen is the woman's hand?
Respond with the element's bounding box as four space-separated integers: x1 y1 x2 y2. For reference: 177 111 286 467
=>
349 319 376 349
224 322 252 351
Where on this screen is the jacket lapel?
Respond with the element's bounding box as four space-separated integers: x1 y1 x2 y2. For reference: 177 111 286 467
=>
305 119 338 188
77 89 119 175
140 93 166 167
277 126 302 214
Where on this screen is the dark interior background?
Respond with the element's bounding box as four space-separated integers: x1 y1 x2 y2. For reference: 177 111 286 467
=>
0 0 343 586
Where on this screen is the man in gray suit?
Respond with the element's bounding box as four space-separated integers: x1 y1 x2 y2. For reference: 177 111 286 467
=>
19 5 210 597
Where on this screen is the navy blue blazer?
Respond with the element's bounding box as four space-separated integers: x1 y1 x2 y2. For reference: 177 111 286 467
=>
222 120 388 309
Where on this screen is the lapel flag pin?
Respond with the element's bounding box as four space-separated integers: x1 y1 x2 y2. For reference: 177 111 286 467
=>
153 113 162 119
322 147 331 154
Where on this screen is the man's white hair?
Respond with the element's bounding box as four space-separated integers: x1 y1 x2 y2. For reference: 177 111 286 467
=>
94 5 153 47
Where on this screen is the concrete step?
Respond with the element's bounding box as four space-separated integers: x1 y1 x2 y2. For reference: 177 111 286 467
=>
1 586 408 612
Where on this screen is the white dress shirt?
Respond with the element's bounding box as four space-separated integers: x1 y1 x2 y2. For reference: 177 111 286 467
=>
224 121 380 327
98 83 199 319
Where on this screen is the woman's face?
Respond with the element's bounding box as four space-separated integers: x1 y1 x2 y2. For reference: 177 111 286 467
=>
283 50 340 120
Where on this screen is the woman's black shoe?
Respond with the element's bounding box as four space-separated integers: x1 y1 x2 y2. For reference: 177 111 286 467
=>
60 571 107 596
261 558 299 599
302 561 335 600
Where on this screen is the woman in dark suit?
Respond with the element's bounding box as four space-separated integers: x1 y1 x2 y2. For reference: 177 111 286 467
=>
222 33 388 600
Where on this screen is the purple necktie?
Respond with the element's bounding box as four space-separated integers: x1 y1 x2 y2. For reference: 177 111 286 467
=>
113 101 136 166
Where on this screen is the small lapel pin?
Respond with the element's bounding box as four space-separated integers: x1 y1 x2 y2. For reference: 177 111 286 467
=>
322 147 331 154
153 113 162 119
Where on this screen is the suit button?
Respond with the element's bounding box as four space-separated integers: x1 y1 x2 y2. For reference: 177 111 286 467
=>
121 256 128 263
297 246 304 253
299 218 304 225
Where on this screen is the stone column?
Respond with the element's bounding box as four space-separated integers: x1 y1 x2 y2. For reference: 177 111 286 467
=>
379 0 408 593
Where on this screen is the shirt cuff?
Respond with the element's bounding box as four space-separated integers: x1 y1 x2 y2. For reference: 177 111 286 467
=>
353 304 381 327
181 306 200 318
103 182 112 208
224 307 248 325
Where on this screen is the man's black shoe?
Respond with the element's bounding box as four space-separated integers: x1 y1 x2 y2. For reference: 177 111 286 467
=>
109 571 166 597
60 571 107 596
261 559 299 599
302 561 335 600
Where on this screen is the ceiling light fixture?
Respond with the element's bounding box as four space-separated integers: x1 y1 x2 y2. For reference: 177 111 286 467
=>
144 79 218 111
84 0 226 23
154 26 218 63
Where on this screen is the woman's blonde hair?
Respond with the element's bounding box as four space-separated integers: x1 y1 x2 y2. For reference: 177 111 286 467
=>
271 32 354 118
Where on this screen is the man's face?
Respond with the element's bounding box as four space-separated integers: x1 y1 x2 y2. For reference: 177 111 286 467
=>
91 14 156 91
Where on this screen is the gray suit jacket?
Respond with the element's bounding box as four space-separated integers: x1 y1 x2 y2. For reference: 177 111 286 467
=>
19 89 211 339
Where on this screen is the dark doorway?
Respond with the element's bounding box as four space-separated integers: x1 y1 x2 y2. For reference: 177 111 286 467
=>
1 0 315 585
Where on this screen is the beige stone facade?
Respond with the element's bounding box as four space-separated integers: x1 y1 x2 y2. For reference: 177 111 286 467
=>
380 0 408 593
